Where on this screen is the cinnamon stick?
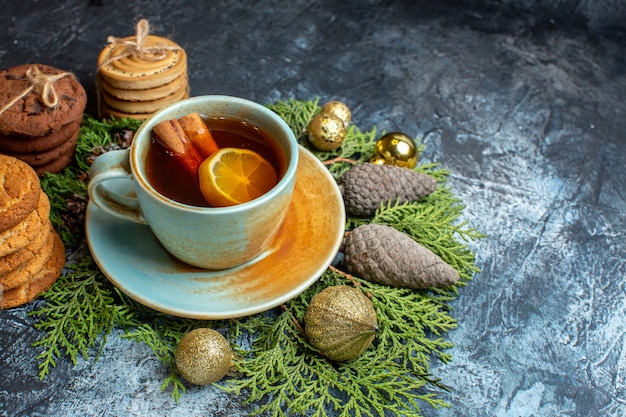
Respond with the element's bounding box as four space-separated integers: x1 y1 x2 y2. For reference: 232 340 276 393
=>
152 119 204 175
178 113 219 159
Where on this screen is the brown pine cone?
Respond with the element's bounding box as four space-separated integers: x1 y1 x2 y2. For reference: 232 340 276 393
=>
338 163 436 216
343 224 459 289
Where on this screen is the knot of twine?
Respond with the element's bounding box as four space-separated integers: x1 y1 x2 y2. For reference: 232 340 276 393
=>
0 66 72 116
98 19 180 69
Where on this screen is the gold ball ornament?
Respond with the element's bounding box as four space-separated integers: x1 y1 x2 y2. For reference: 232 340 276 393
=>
321 101 351 126
304 285 378 362
370 132 419 168
175 328 233 385
307 112 346 151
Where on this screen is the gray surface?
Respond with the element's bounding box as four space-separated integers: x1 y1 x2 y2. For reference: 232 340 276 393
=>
1 1 625 416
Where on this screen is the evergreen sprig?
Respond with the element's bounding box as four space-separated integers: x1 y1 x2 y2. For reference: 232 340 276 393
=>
29 256 117 379
218 99 483 416
266 100 376 178
29 100 483 417
223 271 456 417
31 115 145 378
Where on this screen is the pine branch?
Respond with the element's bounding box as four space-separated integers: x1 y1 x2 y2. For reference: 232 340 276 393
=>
268 98 376 178
74 115 142 172
221 271 459 416
120 321 188 401
39 169 87 247
28 99 484 417
28 257 118 379
267 98 321 139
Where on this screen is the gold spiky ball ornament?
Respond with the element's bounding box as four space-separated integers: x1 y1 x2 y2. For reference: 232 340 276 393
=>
370 132 418 168
175 328 233 385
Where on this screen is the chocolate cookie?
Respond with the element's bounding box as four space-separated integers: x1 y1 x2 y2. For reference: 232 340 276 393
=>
0 64 87 137
0 191 50 257
0 155 42 231
32 145 76 175
0 117 81 154
1 230 65 309
4 131 77 167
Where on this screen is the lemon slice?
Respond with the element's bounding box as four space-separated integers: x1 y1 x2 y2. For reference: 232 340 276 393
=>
198 148 278 207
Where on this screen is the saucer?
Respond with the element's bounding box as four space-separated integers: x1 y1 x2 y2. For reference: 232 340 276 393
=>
85 146 346 319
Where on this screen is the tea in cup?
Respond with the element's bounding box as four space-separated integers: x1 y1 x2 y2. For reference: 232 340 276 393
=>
88 95 299 270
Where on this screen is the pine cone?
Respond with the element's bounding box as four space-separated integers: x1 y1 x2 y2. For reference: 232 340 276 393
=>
338 163 436 216
343 224 459 289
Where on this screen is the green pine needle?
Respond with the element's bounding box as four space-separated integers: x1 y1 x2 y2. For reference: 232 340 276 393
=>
29 100 484 417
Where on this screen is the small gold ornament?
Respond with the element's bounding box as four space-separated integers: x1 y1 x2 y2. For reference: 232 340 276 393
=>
321 101 351 126
175 328 233 385
307 112 346 151
304 285 378 362
370 132 418 168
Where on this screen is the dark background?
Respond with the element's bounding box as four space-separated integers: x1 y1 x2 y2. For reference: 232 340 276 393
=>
1 1 625 416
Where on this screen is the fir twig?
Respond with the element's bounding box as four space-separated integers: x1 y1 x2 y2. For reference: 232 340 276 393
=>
222 272 455 416
268 99 375 178
29 99 484 417
28 257 118 379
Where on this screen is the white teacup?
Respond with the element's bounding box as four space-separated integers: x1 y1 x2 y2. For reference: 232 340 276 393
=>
88 95 298 270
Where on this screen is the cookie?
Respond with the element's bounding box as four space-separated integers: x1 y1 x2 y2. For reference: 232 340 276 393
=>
0 117 81 154
3 129 77 167
100 87 190 120
0 154 42 231
0 191 50 257
0 64 87 137
97 35 187 90
0 226 55 291
1 230 65 309
98 72 188 102
101 84 189 115
0 221 52 276
32 145 76 175
99 102 153 120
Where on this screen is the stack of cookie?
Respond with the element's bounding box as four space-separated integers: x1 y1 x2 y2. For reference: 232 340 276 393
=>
0 64 87 175
97 19 189 120
0 155 65 309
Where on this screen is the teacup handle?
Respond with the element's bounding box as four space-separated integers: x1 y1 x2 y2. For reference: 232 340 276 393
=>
87 149 147 225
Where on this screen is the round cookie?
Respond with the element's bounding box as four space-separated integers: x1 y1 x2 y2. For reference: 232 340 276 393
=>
98 72 188 102
97 35 187 90
0 154 42 231
32 145 76 175
100 102 154 120
101 84 188 115
1 230 65 309
0 191 50 257
0 227 55 291
0 64 87 137
0 117 82 154
4 131 78 167
100 87 190 120
0 221 52 276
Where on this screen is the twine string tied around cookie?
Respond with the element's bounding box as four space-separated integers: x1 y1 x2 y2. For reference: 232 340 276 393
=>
99 19 180 69
0 66 72 116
